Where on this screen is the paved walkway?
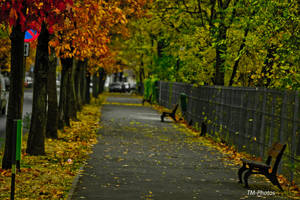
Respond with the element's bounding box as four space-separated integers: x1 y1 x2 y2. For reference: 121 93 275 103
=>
71 94 285 200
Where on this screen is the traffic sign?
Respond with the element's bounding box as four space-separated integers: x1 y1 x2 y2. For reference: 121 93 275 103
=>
24 29 39 42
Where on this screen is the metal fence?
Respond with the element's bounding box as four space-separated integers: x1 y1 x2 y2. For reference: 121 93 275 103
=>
158 81 300 185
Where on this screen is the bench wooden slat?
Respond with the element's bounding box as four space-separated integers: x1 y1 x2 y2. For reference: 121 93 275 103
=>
268 142 285 158
241 159 270 169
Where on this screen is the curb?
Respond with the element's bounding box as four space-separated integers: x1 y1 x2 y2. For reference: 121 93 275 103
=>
66 166 84 200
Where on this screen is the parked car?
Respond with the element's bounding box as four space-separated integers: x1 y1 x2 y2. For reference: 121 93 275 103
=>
24 76 33 88
130 83 137 92
124 82 130 92
0 74 7 115
109 82 124 92
56 79 61 88
4 76 9 91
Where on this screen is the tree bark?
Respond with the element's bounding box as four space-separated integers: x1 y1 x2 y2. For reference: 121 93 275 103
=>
229 27 249 86
209 0 231 86
75 60 83 110
46 48 58 139
85 72 91 104
214 18 227 86
81 60 87 105
92 72 99 98
2 23 25 169
26 22 49 155
58 57 72 129
259 45 276 87
67 59 78 120
98 68 106 94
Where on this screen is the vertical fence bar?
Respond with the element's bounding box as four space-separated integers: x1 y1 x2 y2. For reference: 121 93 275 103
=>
168 82 172 108
277 91 286 177
268 95 276 148
159 81 162 105
242 91 250 153
279 91 287 142
290 91 299 183
212 88 217 136
232 89 238 148
250 89 258 154
259 89 267 158
225 88 232 144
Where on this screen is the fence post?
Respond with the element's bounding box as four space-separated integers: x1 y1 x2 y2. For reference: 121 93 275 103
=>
159 81 162 105
240 91 249 152
250 89 259 154
268 95 276 148
290 91 299 183
278 91 287 174
168 82 172 108
259 89 267 158
279 91 287 142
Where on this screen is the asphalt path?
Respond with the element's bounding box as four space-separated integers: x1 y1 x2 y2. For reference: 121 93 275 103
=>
71 95 285 200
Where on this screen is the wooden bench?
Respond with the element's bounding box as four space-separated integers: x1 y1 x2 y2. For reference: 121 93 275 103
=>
142 94 152 105
161 104 178 122
238 142 286 191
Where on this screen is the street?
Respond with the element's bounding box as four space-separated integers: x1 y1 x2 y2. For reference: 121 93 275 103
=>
0 88 33 149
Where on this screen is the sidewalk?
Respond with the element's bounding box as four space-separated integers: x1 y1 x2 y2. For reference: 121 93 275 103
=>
70 94 285 200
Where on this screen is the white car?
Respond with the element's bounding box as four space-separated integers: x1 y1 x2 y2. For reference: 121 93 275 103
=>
0 74 8 115
24 76 33 88
124 82 130 92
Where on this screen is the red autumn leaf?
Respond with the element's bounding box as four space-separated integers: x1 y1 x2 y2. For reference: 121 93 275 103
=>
58 2 66 11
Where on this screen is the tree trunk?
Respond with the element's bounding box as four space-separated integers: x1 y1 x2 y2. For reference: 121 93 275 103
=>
98 68 106 94
209 0 231 86
215 19 227 86
46 48 58 139
259 45 276 87
92 72 99 98
81 60 87 105
58 57 72 128
2 23 25 169
67 59 77 120
27 22 49 155
297 136 300 156
75 60 83 110
85 73 91 104
229 27 249 86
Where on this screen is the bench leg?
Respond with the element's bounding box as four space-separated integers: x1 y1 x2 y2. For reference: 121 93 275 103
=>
268 174 284 191
238 163 247 184
161 113 165 122
170 114 176 122
243 167 254 188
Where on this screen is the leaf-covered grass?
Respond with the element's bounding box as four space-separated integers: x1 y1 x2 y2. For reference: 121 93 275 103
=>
0 96 104 200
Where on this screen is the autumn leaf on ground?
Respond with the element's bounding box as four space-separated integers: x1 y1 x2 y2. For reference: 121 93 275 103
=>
0 96 104 200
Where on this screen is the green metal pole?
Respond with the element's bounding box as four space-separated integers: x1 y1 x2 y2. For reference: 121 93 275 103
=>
16 119 22 171
10 119 22 200
10 120 17 200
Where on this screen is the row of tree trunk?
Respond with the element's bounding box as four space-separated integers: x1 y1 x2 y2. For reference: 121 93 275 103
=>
2 22 107 169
